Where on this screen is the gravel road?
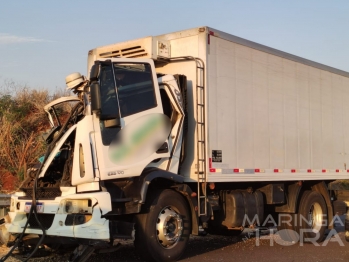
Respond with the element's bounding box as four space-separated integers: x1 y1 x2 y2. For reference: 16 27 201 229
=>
1 223 349 262
2 183 348 261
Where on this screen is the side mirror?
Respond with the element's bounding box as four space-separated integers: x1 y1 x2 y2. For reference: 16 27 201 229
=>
90 82 101 114
90 62 100 82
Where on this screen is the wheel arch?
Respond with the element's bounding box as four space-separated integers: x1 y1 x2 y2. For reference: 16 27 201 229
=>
132 168 198 235
137 167 184 203
275 182 302 213
171 184 199 235
275 181 333 229
125 167 199 235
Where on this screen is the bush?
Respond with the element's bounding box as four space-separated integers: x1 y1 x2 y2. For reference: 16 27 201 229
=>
0 80 69 192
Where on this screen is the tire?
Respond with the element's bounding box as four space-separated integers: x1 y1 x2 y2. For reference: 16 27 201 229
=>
345 209 349 242
346 232 349 243
277 213 299 242
134 189 191 262
296 190 327 243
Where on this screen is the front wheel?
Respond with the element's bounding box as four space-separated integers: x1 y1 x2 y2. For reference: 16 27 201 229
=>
134 189 192 262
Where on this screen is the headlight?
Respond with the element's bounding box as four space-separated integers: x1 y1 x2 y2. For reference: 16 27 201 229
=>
57 199 93 226
65 214 92 226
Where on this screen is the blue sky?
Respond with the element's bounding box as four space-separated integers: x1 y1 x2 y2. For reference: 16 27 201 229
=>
0 0 348 92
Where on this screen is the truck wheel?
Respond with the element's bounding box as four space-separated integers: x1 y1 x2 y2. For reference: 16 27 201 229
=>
297 190 327 243
134 189 191 262
345 208 349 242
277 213 299 242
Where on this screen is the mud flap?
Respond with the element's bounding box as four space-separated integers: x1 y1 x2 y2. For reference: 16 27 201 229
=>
69 245 95 262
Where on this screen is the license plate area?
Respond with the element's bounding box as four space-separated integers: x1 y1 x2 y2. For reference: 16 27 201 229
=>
24 202 44 213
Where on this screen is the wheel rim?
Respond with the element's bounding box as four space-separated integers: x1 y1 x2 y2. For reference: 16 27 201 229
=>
156 206 183 248
308 202 323 232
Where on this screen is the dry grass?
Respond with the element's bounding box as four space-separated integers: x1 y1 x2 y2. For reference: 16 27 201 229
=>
0 80 70 192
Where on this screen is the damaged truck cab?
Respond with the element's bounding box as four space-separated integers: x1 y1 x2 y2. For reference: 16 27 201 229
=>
6 57 192 261
4 26 349 262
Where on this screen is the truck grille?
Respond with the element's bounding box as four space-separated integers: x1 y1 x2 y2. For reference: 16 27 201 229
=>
20 188 61 199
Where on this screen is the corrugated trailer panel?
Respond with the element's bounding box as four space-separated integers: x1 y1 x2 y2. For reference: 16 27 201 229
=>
207 31 349 182
88 26 349 182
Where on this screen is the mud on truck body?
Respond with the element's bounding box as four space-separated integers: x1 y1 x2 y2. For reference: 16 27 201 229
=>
3 26 349 262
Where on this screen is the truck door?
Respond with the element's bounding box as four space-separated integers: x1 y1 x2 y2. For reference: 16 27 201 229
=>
91 59 171 180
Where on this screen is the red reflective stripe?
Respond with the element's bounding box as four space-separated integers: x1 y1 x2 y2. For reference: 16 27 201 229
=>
322 169 326 172
307 169 312 173
336 169 340 172
255 169 260 173
209 158 212 168
210 168 216 172
209 31 215 35
291 169 296 173
234 169 239 173
274 169 279 173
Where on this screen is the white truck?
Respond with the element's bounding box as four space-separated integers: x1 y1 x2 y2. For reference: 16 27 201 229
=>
3 26 349 261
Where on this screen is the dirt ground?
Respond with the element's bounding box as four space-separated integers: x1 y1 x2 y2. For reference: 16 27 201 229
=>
1 226 349 262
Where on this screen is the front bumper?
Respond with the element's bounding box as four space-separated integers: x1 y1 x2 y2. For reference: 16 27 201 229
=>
6 191 112 241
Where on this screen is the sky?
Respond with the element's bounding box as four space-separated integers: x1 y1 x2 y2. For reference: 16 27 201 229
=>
0 0 348 93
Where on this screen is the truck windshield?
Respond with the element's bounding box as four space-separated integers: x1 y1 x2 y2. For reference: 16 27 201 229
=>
99 62 157 119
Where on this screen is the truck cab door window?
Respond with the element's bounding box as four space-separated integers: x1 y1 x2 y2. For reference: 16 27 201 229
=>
99 64 121 145
115 63 157 117
100 64 120 120
98 62 158 146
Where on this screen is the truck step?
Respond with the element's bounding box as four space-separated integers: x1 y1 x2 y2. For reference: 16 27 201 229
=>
111 198 132 203
112 234 134 240
69 245 95 262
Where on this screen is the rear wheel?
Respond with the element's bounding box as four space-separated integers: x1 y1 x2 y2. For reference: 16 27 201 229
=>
345 209 349 242
277 213 299 242
277 191 327 243
134 189 191 262
296 190 327 243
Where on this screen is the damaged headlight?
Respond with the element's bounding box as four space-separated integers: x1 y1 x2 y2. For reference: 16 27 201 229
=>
59 199 92 214
58 199 93 226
